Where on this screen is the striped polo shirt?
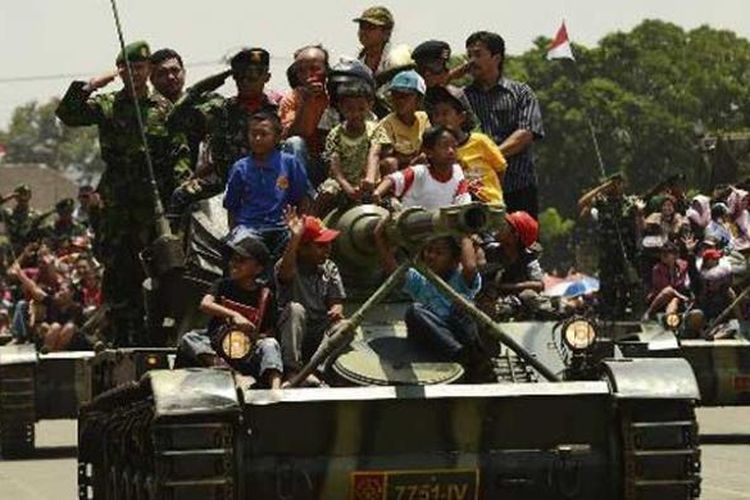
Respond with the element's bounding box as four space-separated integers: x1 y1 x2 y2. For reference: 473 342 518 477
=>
464 78 544 192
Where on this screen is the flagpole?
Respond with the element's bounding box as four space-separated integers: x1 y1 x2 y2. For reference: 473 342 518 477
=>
569 62 607 179
547 21 608 179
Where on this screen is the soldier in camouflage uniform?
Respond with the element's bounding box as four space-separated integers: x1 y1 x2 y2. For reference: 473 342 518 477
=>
579 173 644 319
45 198 88 248
167 47 281 211
0 184 46 256
55 41 191 346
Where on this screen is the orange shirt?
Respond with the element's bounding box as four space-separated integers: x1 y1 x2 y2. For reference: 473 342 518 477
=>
278 88 329 156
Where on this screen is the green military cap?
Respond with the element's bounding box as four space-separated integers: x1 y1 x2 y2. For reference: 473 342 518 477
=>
14 184 31 195
55 197 75 213
116 40 151 65
353 6 394 27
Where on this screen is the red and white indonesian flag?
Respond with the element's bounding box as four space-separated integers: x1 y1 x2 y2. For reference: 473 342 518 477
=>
547 22 575 61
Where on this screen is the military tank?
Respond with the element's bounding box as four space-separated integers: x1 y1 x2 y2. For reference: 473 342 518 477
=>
600 313 750 406
76 202 701 500
0 163 189 459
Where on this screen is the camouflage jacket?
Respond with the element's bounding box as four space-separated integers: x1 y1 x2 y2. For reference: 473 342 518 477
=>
0 206 43 249
45 219 88 243
56 81 191 208
168 92 279 182
593 194 640 262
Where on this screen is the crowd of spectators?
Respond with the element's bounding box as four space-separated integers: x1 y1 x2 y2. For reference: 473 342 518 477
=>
0 186 102 351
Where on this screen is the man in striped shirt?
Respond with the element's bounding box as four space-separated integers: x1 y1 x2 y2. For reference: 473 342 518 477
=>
463 31 544 218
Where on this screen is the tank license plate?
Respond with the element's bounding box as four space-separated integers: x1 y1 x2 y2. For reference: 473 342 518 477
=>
350 469 479 500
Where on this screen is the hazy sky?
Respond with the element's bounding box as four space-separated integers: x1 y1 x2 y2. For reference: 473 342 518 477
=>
1 0 749 128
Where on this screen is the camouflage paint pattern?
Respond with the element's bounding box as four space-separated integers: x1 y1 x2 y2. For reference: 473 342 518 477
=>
56 81 191 344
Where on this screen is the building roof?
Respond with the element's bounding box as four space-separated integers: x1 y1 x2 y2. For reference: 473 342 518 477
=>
0 163 78 211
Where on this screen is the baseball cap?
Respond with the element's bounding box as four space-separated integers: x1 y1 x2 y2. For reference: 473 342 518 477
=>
505 211 539 248
226 236 270 267
424 85 477 129
389 70 426 96
353 6 394 27
301 216 340 244
701 248 722 261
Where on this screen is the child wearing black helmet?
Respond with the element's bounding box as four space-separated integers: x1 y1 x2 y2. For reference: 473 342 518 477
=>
316 77 377 214
176 236 283 389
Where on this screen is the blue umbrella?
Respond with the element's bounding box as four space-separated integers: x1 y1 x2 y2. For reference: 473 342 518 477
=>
563 276 599 297
546 276 600 298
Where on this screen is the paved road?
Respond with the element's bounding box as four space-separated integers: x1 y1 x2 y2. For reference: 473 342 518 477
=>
1 408 749 499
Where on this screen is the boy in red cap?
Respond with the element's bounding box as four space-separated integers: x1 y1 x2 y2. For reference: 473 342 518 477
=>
695 247 737 325
275 207 346 385
476 211 545 318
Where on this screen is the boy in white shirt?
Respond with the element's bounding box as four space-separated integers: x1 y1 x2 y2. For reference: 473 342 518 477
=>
372 126 471 209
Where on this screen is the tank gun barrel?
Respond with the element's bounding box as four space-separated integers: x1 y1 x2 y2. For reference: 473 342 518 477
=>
330 202 506 270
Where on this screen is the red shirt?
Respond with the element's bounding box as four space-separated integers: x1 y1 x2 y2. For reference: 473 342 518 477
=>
650 260 689 297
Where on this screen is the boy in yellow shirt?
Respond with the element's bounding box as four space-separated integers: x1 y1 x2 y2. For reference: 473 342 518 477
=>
426 86 507 205
364 70 431 191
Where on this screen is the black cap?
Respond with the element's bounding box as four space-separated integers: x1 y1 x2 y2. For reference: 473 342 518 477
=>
424 85 476 130
230 48 270 74
412 40 451 68
226 236 270 267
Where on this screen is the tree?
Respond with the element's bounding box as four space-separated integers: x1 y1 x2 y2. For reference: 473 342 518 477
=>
504 20 750 221
0 99 104 179
537 207 575 272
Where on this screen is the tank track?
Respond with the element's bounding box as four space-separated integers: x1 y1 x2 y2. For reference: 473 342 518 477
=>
0 363 36 458
493 350 538 383
620 399 701 500
78 379 239 500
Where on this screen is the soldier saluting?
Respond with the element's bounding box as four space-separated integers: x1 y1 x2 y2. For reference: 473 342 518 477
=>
55 41 191 346
578 172 645 319
167 48 281 209
0 184 42 255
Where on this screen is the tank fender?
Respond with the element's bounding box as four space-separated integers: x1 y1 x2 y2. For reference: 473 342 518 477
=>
602 358 700 400
147 368 240 419
0 344 38 366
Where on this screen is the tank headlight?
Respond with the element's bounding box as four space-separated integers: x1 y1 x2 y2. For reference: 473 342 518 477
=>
562 319 597 351
664 312 682 331
220 329 253 360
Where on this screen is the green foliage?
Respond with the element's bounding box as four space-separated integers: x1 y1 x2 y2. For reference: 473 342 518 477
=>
0 99 104 176
503 20 750 220
537 207 575 271
538 207 575 243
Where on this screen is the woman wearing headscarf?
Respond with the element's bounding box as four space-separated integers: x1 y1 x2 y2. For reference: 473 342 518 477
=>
685 194 711 238
704 202 733 250
726 188 750 252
